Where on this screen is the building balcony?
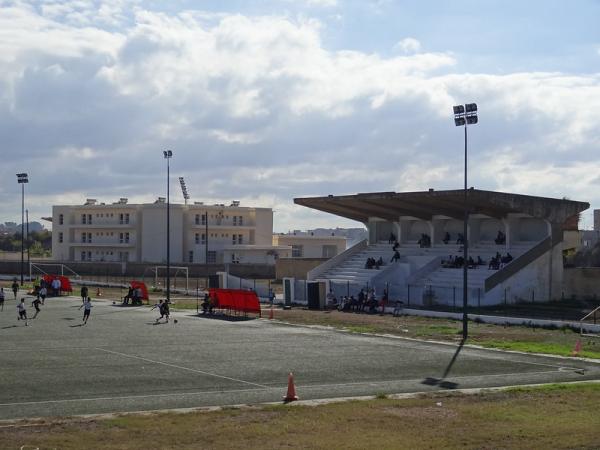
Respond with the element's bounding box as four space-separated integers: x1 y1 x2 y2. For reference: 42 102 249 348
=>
70 223 136 229
69 242 136 248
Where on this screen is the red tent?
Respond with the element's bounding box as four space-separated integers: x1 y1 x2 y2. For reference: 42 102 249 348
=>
130 281 149 301
42 275 72 293
209 288 261 316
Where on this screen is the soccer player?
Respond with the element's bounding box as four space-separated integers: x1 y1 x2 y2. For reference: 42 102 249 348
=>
11 279 19 299
17 298 28 326
152 300 164 323
31 296 42 319
79 297 93 325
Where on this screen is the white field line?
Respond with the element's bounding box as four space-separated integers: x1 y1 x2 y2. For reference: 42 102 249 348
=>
94 347 269 389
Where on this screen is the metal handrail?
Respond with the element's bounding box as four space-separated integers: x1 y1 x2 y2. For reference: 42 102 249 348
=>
580 305 600 336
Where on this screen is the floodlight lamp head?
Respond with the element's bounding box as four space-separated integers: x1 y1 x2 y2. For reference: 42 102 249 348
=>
163 150 173 158
466 115 478 125
453 105 465 115
465 103 477 113
454 117 466 127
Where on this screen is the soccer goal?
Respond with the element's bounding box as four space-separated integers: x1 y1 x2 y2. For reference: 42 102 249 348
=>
152 266 189 294
30 262 81 280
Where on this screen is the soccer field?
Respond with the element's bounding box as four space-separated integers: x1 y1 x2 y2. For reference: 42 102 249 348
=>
1 294 599 421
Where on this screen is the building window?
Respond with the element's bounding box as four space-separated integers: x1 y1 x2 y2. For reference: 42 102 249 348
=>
201 214 207 225
292 245 303 257
82 214 86 224
207 251 216 264
119 213 124 224
59 214 64 225
195 233 200 244
82 233 87 243
81 251 86 261
233 216 237 226
88 233 92 243
238 216 243 226
195 214 200 225
232 235 237 245
88 214 92 224
125 213 130 224
201 233 206 244
125 232 130 243
238 234 243 244
119 232 124 244
188 251 194 263
58 232 63 243
231 253 236 263
87 251 92 260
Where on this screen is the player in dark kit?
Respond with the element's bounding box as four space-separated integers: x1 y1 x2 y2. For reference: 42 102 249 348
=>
31 297 42 319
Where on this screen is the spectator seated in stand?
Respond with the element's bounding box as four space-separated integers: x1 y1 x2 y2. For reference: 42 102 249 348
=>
365 258 373 269
477 255 485 266
495 230 506 245
467 256 476 268
453 256 465 268
488 255 500 270
456 233 464 245
392 241 400 251
443 232 451 245
375 257 383 269
501 252 513 265
418 233 431 248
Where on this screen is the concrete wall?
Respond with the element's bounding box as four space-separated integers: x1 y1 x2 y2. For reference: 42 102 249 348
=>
0 260 274 280
487 243 564 304
563 268 600 300
275 258 328 280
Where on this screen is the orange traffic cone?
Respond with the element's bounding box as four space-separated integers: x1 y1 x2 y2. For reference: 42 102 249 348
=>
269 307 274 320
283 372 299 403
96 287 102 297
572 340 582 357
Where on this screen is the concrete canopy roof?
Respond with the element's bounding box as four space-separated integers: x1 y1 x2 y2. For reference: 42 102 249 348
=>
294 189 589 225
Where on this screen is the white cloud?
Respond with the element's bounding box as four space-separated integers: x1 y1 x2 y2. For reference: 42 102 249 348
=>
394 37 421 54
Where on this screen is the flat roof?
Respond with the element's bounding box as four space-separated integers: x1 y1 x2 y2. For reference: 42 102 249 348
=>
294 189 589 224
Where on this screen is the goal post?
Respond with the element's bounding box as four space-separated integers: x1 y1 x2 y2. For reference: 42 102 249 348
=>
153 266 189 294
30 262 81 280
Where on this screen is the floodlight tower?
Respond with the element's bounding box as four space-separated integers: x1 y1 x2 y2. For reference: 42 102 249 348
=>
179 177 190 205
453 103 478 340
16 173 28 286
163 150 173 304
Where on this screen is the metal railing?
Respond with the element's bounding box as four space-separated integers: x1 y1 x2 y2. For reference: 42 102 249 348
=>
580 305 600 337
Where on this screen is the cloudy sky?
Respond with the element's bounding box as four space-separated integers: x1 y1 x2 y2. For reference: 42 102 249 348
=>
1 0 599 232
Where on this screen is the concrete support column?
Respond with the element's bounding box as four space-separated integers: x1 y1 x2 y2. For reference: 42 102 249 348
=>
502 218 511 250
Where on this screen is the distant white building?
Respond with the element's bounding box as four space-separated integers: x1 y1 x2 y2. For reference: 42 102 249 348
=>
52 198 291 264
272 233 347 258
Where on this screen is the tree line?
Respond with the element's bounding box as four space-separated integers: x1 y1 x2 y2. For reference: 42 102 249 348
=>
0 230 52 256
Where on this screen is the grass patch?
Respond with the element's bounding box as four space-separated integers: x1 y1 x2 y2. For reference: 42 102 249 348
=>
272 308 600 359
345 325 378 334
3 384 599 449
476 340 600 359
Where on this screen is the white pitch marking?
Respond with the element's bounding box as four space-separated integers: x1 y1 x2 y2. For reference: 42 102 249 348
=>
94 347 269 389
0 387 275 408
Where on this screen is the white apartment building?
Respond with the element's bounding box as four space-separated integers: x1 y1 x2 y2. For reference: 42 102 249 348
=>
52 198 291 264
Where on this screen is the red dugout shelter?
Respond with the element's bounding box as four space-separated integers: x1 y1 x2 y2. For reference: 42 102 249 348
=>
209 288 261 317
43 275 72 293
130 281 149 301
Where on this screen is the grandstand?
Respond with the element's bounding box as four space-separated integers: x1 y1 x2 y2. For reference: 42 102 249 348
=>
295 189 589 306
